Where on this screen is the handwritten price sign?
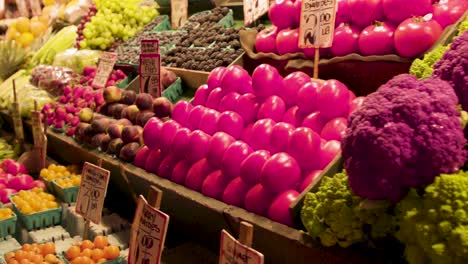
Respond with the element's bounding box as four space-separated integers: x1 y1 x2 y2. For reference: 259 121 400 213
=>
139 54 161 97
219 230 264 264
92 52 118 88
299 0 338 48
171 0 188 29
141 39 160 54
76 162 110 224
243 0 269 26
129 197 169 264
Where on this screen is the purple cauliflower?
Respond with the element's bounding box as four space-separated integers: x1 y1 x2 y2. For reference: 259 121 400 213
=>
342 74 466 203
433 30 468 111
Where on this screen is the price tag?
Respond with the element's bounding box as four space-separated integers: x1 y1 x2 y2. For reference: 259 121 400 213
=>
299 0 338 48
12 105 24 143
29 0 42 16
219 230 264 264
92 52 118 89
31 111 42 147
243 0 269 26
129 196 169 264
141 39 160 54
139 54 161 97
171 0 188 29
76 162 110 224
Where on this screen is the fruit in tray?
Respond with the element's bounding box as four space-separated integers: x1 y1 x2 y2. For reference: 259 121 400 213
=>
5 16 49 48
40 164 79 182
65 236 120 263
55 175 81 188
0 207 13 220
256 0 467 58
12 188 59 214
78 0 159 50
5 242 61 264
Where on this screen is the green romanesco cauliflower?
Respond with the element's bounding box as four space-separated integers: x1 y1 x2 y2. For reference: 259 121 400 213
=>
410 45 449 79
300 171 397 248
397 171 468 264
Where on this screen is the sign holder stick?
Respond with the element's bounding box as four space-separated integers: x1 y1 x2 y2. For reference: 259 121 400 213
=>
12 80 24 152
239 221 254 247
313 47 320 79
120 165 138 203
82 158 103 240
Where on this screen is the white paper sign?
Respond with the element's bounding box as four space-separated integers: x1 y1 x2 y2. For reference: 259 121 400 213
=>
76 162 110 224
244 0 269 26
129 197 169 264
299 0 338 48
219 230 264 264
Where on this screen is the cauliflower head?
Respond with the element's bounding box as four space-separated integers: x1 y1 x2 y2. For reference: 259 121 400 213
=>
433 31 468 111
301 171 397 248
397 171 468 264
342 74 466 202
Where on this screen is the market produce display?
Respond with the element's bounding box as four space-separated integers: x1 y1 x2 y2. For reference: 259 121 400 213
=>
73 86 175 162
5 16 50 47
0 138 18 162
40 164 80 182
4 242 61 264
410 15 468 79
53 49 102 75
64 236 120 263
0 207 13 220
0 159 45 204
78 0 159 50
256 0 466 58
136 63 363 225
11 188 59 214
31 65 80 96
41 66 127 134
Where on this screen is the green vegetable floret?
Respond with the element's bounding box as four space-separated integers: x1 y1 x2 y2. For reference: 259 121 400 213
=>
397 171 468 264
410 45 449 79
300 171 397 248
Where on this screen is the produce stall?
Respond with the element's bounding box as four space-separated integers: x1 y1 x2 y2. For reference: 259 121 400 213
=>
0 0 465 263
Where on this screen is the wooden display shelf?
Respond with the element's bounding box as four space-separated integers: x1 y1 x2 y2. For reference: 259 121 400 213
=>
41 128 381 264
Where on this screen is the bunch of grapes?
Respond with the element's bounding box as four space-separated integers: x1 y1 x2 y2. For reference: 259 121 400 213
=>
76 4 97 48
79 0 159 50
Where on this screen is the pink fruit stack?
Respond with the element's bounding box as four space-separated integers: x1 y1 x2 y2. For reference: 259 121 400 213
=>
136 64 363 227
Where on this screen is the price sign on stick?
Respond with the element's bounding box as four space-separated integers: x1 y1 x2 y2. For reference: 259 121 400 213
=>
299 0 338 48
92 52 118 88
171 0 188 29
15 0 29 17
29 0 42 16
129 186 169 264
141 39 160 54
139 54 161 97
76 161 110 225
219 222 264 264
12 80 24 149
243 0 269 26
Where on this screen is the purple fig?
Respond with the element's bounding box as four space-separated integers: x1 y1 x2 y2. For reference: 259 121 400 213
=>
135 93 153 111
119 142 141 162
120 90 137 105
103 86 123 103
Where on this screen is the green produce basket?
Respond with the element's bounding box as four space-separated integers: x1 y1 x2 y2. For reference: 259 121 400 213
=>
0 204 16 238
116 76 131 88
51 179 79 204
152 15 171 32
61 252 125 264
163 77 184 103
9 194 62 231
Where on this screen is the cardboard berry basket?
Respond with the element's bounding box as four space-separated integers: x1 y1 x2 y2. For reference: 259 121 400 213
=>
60 252 125 264
0 203 16 239
9 194 62 231
51 179 79 204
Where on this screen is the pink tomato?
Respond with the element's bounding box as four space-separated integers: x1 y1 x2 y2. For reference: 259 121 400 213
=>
394 16 443 58
348 0 384 28
252 64 283 99
171 101 193 127
382 0 433 25
260 152 301 194
240 150 271 186
348 96 366 116
205 88 225 110
289 127 321 170
159 120 181 154
221 141 253 180
207 67 227 90
187 105 206 130
217 111 245 139
320 117 347 141
276 28 301 55
193 84 211 106
157 154 179 179
134 146 151 168
244 184 274 216
433 0 468 28
207 132 236 169
297 80 321 115
221 65 252 94
318 140 341 169
282 106 305 127
359 22 395 56
199 109 220 135
317 79 350 119
330 24 361 57
299 170 322 192
218 92 241 112
335 0 350 27
202 170 229 200
302 111 327 134
143 117 163 150
250 119 276 150
145 149 164 174
235 93 259 125
269 0 296 30
257 95 286 122
185 159 214 191
268 190 299 226
269 122 294 154
172 128 192 159
279 71 311 106
255 27 279 54
186 130 211 164
222 177 250 207
171 160 191 184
